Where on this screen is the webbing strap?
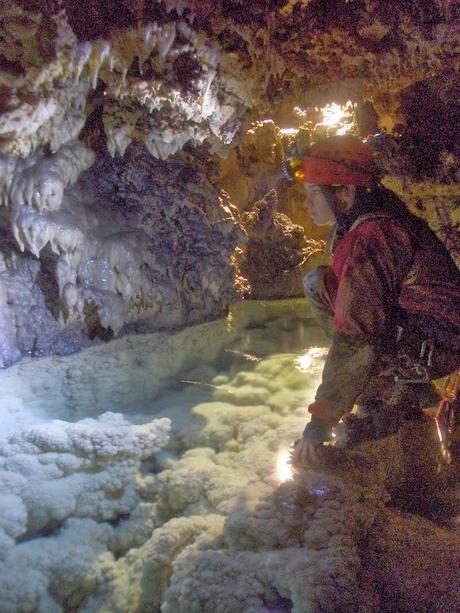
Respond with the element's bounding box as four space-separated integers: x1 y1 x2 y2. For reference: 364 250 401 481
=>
348 211 393 232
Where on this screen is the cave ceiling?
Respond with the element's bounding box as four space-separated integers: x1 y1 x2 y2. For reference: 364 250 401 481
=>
0 0 459 160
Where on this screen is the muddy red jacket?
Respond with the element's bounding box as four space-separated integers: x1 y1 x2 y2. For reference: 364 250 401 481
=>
314 196 460 423
332 214 460 338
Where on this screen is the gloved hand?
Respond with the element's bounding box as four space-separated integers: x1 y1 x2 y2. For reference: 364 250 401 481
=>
291 437 320 469
290 418 333 470
302 419 333 442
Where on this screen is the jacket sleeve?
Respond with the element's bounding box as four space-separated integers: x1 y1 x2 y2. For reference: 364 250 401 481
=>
314 333 379 421
314 220 414 422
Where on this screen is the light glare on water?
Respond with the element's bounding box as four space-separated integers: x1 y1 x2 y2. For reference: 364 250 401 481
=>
296 347 328 372
277 449 293 482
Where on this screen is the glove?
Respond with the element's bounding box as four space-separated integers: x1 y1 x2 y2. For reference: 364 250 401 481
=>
302 419 333 443
290 400 340 470
291 437 320 469
291 419 333 470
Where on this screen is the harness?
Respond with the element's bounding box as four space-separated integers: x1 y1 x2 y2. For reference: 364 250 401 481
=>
393 336 434 384
426 370 460 468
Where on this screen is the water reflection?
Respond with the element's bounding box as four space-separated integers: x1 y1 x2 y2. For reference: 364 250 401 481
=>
296 347 328 372
277 449 294 482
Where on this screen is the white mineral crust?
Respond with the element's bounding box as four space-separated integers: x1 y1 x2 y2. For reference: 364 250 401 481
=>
0 412 170 612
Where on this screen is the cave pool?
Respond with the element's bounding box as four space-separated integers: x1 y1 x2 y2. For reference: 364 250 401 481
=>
0 298 333 612
0 299 328 447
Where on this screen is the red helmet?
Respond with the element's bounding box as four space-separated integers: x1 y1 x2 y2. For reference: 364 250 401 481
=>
290 135 379 187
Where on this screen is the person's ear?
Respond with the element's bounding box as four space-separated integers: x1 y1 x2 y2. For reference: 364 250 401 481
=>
337 185 356 210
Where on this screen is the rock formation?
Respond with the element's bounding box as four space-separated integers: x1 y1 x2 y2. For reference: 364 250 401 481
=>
0 139 246 366
0 0 458 363
2 331 458 612
239 189 323 298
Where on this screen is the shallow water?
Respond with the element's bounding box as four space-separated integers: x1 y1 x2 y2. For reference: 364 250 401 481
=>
0 299 328 438
0 299 333 612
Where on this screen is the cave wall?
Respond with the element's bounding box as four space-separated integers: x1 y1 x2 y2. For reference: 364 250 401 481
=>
218 119 328 243
0 139 246 366
0 0 459 365
3 1 458 160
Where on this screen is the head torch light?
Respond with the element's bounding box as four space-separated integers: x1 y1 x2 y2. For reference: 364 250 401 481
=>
283 157 305 182
283 135 379 187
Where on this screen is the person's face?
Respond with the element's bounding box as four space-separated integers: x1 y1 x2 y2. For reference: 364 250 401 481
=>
302 183 336 226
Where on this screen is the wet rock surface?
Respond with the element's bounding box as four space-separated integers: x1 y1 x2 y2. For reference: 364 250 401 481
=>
0 141 246 365
239 189 323 299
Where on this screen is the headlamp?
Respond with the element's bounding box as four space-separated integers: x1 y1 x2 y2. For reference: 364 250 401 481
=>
283 157 305 182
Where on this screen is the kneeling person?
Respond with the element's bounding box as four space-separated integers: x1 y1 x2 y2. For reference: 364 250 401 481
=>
285 135 460 467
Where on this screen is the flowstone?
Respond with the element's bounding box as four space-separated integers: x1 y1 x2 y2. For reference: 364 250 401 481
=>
0 412 171 612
